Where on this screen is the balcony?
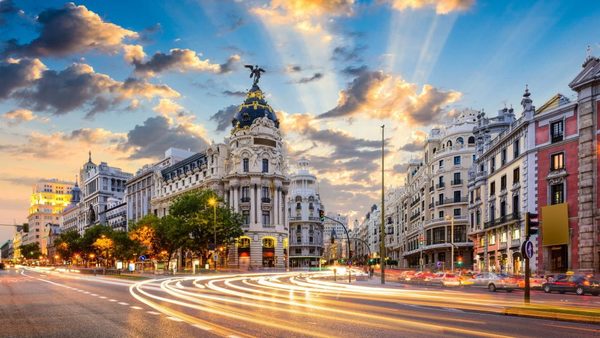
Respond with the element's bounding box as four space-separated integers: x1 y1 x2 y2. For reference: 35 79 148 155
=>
435 197 467 206
409 213 421 222
429 186 434 192
308 216 320 221
436 182 445 189
410 198 421 207
428 202 434 209
261 197 271 203
484 212 521 229
451 179 463 186
240 197 250 203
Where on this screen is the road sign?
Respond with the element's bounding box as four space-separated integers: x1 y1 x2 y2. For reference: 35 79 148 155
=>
521 240 534 259
436 261 442 268
139 255 146 261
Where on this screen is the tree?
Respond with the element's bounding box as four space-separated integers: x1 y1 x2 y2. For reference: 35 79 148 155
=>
112 230 143 262
170 190 244 265
20 243 41 261
154 215 189 272
55 230 81 262
92 235 114 267
129 215 161 257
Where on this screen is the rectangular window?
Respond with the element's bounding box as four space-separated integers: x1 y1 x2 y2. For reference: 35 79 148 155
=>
454 156 461 165
241 186 249 199
262 211 270 226
500 175 507 191
551 120 564 143
501 148 507 165
439 160 444 168
261 186 269 199
490 181 496 195
490 157 496 173
489 233 496 245
550 183 564 205
512 228 520 240
551 153 564 171
453 208 461 216
242 211 250 225
513 167 520 185
438 210 444 218
453 191 461 202
501 232 507 243
243 158 249 172
262 159 269 173
513 139 520 158
513 195 520 217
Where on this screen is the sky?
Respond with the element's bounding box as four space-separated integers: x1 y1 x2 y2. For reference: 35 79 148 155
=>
1 0 599 243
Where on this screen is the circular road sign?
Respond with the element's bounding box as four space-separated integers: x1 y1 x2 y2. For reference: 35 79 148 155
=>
521 240 534 259
139 255 147 261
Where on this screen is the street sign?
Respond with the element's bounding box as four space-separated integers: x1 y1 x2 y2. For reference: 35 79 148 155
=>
436 261 442 268
139 255 146 261
521 240 534 259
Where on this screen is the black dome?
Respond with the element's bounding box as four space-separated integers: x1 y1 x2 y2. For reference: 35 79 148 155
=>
232 84 279 130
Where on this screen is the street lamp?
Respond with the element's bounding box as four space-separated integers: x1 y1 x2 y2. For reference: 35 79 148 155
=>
208 196 217 271
445 215 455 272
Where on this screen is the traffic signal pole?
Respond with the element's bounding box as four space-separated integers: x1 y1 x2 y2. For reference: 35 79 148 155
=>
321 212 352 283
524 212 530 304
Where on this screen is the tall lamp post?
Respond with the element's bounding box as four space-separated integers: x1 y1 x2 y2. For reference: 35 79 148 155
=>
208 197 218 271
445 215 455 272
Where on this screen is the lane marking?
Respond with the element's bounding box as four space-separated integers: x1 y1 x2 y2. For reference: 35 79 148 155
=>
109 299 117 302
167 316 184 322
146 311 160 315
118 302 129 306
90 293 98 296
99 296 107 299
192 323 212 331
130 306 143 310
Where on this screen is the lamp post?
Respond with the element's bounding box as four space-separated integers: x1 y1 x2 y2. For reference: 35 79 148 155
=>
445 215 455 272
208 197 217 271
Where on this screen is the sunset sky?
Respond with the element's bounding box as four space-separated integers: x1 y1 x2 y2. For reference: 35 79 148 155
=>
1 0 599 243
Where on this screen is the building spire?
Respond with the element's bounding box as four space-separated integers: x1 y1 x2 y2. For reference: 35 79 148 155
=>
88 150 92 163
75 174 78 186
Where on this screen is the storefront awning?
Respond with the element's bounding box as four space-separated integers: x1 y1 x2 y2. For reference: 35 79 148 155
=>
541 203 569 246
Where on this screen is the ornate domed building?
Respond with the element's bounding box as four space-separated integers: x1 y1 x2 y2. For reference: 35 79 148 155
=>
152 79 290 270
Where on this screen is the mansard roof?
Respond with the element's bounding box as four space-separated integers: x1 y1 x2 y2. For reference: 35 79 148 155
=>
161 152 207 180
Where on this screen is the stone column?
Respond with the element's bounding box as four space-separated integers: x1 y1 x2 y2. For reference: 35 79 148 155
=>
274 187 279 226
233 186 239 212
250 185 256 225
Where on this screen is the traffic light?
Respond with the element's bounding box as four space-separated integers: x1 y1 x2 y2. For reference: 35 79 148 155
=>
526 212 539 236
319 209 325 222
419 234 424 247
457 256 463 267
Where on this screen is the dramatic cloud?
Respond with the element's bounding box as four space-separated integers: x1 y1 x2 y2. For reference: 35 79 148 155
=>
341 65 367 76
222 90 246 97
384 0 474 14
399 131 427 152
0 0 19 26
9 62 179 117
285 64 302 73
295 72 323 84
3 3 138 57
332 45 366 63
252 0 354 39
131 48 240 77
119 116 208 159
0 58 46 99
1 128 125 159
0 175 44 187
210 105 239 131
319 70 461 125
2 109 45 125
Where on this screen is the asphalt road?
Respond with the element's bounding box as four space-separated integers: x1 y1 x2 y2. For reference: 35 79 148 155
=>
1 267 599 338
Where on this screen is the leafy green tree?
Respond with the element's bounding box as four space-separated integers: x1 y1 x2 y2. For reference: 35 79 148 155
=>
129 215 161 257
54 230 81 261
112 230 143 262
20 243 41 260
170 190 243 264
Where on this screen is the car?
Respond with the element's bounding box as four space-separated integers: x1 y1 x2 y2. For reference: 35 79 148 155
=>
440 273 461 286
472 272 518 292
542 275 600 296
516 275 545 289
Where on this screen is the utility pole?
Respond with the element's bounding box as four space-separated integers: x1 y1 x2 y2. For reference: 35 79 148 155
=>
380 125 386 285
451 216 455 272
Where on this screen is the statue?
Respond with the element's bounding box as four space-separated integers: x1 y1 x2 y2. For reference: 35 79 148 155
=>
245 64 265 86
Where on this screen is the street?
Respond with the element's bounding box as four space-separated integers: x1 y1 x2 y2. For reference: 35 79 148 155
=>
1 268 599 338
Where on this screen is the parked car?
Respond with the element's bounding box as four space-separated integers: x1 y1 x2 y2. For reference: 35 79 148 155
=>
542 275 600 296
440 273 461 286
472 272 518 292
516 275 545 289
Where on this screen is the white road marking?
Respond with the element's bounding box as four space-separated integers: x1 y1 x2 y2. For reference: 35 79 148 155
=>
90 294 98 296
118 302 129 306
167 316 184 322
146 311 160 315
109 299 117 302
192 324 212 331
130 306 143 310
99 296 107 299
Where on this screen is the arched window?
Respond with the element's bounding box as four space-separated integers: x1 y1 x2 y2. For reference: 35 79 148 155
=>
239 237 250 248
262 237 275 248
447 140 453 148
309 202 314 210
295 195 302 202
456 137 464 145
296 202 302 210
432 147 437 154
468 136 475 144
308 196 315 202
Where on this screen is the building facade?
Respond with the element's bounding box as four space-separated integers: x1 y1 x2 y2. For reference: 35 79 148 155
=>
79 153 132 234
125 147 194 226
101 197 127 231
150 83 290 269
288 159 324 268
26 179 73 255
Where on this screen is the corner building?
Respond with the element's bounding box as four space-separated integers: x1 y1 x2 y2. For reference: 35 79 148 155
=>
151 84 290 269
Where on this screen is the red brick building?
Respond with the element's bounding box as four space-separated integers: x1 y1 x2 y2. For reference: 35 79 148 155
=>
534 94 579 273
